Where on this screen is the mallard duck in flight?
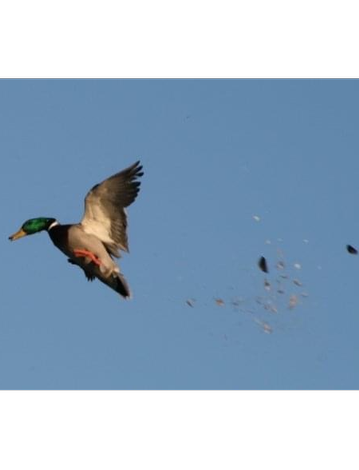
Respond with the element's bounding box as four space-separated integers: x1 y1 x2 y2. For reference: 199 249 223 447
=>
9 161 143 299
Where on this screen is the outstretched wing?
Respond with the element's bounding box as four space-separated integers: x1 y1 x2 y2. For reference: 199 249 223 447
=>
80 161 143 257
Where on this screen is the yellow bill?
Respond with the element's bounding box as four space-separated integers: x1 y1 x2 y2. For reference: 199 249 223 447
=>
9 228 27 241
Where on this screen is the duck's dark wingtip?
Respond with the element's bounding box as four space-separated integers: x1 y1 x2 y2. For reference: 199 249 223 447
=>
132 160 144 178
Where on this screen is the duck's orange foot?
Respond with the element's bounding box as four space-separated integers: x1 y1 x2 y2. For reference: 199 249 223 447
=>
73 249 102 267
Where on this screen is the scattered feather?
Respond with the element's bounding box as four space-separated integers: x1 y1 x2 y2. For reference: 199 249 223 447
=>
254 318 273 334
347 244 358 255
258 256 269 273
288 295 299 309
263 301 278 314
231 297 244 307
276 261 285 270
264 279 271 291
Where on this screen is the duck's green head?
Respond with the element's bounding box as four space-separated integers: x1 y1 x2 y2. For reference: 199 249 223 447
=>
9 217 58 241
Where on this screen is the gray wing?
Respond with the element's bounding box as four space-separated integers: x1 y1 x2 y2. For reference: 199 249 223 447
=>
80 161 143 257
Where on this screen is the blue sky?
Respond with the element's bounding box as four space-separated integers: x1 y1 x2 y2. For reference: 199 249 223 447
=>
1 79 358 389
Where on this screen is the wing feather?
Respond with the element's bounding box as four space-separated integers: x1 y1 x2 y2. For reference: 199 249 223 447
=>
80 161 143 257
